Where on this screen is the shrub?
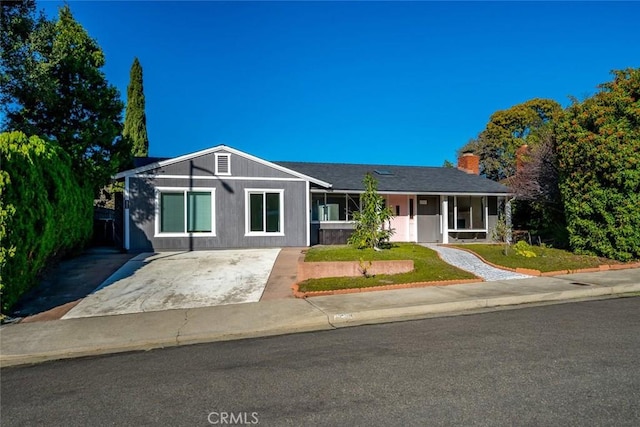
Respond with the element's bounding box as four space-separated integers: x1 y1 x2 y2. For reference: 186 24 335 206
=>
513 241 537 258
0 131 93 314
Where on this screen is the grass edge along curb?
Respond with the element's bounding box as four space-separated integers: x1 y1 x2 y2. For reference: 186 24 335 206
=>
292 278 482 298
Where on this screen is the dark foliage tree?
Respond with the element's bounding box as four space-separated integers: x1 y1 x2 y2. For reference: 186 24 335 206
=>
123 57 149 158
1 3 126 194
508 128 568 246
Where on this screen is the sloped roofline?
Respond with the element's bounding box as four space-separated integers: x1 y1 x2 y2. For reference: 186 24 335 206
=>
114 144 332 188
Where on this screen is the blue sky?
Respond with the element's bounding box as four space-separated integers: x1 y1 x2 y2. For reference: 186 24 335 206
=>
40 1 639 166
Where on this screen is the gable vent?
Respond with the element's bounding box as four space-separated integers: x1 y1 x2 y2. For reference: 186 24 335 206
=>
215 153 231 175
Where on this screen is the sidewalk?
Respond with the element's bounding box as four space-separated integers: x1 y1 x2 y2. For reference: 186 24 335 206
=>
2 268 639 367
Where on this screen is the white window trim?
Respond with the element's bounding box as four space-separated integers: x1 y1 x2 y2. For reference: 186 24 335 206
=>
244 189 285 237
155 187 216 237
215 153 231 176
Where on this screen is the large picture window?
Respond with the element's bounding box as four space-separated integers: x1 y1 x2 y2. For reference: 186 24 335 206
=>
447 195 486 231
311 193 361 222
246 190 284 235
156 188 215 236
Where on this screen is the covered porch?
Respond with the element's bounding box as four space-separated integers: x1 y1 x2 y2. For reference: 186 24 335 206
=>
309 191 509 245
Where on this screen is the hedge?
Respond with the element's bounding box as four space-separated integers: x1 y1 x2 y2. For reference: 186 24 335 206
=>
556 68 640 261
0 131 93 314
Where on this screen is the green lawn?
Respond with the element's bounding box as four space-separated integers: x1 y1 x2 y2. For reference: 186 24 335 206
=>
298 243 476 292
452 244 618 273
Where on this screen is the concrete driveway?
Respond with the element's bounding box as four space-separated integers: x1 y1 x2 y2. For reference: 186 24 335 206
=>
63 249 281 319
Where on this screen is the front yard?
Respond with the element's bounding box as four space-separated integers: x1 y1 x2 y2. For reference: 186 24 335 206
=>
452 244 619 273
297 243 476 292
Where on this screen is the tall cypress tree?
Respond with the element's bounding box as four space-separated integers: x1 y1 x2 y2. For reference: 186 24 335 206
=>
123 57 149 157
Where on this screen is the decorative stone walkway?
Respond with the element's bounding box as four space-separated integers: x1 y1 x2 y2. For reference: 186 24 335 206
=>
423 244 532 281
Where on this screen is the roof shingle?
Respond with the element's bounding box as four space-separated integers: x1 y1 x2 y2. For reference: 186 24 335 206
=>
275 161 510 194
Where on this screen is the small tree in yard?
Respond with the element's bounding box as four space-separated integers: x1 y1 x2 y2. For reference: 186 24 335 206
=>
348 173 395 249
491 215 512 256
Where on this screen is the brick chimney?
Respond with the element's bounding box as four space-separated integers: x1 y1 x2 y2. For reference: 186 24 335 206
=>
516 144 530 173
457 151 480 175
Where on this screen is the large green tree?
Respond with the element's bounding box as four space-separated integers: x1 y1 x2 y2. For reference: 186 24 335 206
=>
0 0 52 121
556 68 640 261
123 57 149 158
462 98 562 181
0 3 126 194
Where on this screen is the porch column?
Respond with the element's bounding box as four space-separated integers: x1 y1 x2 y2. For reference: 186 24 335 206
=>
442 196 449 244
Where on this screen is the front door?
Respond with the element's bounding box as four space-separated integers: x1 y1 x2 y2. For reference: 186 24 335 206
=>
417 196 440 243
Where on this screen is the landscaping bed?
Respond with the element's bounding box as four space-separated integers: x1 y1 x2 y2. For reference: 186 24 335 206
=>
296 243 477 293
451 244 622 274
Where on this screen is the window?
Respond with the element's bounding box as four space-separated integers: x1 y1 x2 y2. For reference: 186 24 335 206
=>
246 190 284 235
188 192 213 232
447 196 487 231
215 153 231 175
311 193 324 221
157 188 215 236
457 196 471 229
326 194 347 221
347 194 360 220
311 193 360 222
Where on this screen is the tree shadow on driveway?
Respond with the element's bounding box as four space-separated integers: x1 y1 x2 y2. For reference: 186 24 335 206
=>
9 247 137 321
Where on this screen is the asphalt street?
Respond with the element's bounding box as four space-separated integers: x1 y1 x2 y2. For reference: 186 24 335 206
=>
2 297 639 426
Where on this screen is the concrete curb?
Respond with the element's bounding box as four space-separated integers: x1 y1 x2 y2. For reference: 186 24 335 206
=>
2 282 638 368
0 325 335 369
324 283 640 328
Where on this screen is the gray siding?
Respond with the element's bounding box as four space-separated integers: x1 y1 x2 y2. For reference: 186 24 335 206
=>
147 150 299 179
127 176 308 251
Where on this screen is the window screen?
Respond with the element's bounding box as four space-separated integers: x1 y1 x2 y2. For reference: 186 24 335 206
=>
187 192 212 232
250 193 264 232
161 193 185 233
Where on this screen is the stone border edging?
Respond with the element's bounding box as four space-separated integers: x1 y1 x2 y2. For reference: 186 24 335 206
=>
292 278 482 298
447 245 640 277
